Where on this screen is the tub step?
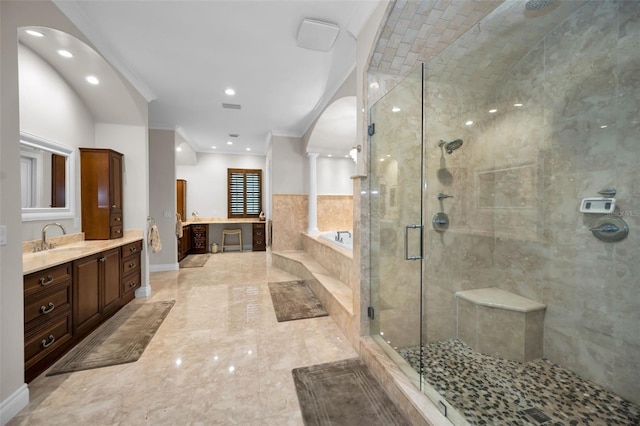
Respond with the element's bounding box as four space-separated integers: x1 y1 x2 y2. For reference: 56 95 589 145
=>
272 250 354 317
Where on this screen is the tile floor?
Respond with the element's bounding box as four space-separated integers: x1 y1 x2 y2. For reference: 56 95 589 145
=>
10 251 358 425
399 339 640 425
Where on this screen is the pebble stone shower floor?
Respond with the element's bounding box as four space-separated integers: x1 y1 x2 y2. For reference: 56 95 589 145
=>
398 339 640 425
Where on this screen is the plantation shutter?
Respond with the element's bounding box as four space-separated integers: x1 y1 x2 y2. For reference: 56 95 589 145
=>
227 168 262 218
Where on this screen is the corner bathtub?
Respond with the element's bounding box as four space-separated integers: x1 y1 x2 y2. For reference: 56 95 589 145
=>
319 231 353 251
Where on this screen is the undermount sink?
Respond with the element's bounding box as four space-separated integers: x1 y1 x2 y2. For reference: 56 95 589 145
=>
47 246 84 253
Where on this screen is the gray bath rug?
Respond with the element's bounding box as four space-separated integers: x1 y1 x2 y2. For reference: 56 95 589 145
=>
47 300 174 376
179 254 210 268
292 358 411 426
268 280 328 322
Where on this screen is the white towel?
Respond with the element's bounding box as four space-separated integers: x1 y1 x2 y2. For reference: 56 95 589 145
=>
176 220 183 238
148 224 163 253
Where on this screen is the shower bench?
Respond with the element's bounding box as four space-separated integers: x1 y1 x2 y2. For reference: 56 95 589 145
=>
455 287 546 363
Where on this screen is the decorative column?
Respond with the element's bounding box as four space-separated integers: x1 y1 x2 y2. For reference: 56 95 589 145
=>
307 152 319 235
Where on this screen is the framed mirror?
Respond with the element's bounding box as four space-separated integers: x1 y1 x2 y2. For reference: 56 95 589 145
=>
20 132 76 221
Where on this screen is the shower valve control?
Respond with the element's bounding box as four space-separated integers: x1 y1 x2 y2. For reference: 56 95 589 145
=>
579 198 616 214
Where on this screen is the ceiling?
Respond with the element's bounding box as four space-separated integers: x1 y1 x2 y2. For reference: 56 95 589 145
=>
51 0 380 156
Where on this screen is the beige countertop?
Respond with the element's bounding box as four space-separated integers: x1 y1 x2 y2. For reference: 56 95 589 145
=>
181 218 266 225
23 230 144 275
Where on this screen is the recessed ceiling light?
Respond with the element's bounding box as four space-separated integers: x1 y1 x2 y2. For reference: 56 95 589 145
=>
514 103 523 107
489 109 498 113
391 106 401 112
212 146 216 149
369 82 379 89
380 158 385 162
600 125 608 129
25 30 44 37
226 141 233 145
328 154 332 157
86 75 99 85
246 147 251 151
345 155 349 158
176 147 182 152
225 88 236 96
58 50 73 58
465 120 474 126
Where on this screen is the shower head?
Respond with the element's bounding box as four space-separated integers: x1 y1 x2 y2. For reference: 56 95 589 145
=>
525 0 556 11
438 139 464 154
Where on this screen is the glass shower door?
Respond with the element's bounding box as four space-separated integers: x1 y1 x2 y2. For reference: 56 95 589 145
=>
369 64 424 388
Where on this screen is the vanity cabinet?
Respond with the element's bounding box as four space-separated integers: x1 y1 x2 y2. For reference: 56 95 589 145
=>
72 247 121 337
190 224 208 254
24 263 74 382
177 179 187 221
80 148 124 240
252 222 266 251
178 224 191 261
121 240 142 304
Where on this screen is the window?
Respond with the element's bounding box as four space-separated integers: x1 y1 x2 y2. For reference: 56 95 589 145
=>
228 168 262 218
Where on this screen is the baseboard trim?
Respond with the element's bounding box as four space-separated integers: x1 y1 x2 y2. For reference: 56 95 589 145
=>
149 263 178 272
0 383 29 426
135 285 152 298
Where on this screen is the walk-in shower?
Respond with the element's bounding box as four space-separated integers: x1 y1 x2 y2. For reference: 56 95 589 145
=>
438 139 463 154
368 0 640 424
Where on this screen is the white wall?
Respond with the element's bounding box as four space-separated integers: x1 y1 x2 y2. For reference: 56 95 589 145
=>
317 157 354 195
271 135 307 194
176 153 266 218
18 43 94 240
148 129 178 270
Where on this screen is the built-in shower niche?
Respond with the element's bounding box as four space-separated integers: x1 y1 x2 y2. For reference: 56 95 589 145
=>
475 162 543 240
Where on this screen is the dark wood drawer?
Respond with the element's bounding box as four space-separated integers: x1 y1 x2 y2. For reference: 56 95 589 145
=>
121 255 141 275
110 226 123 239
24 281 72 327
253 223 266 230
122 271 141 296
110 214 123 226
24 312 72 369
121 240 143 256
191 224 206 232
24 263 72 297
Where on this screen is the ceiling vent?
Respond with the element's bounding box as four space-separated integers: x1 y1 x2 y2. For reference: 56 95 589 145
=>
229 133 239 138
297 19 340 52
222 103 241 110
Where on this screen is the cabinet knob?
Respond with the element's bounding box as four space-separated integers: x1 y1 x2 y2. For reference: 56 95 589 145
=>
129 282 136 288
129 262 135 268
39 275 54 286
40 302 55 314
130 247 137 252
115 217 121 222
41 334 55 348
116 230 122 234
99 257 106 262
112 204 116 208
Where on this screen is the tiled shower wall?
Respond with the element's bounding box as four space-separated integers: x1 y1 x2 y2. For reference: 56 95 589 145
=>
421 1 640 404
271 194 353 251
367 0 639 405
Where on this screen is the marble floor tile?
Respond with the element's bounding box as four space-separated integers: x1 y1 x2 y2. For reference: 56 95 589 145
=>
9 251 357 426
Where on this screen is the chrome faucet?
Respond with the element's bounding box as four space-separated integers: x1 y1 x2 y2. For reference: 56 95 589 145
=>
41 223 66 251
335 231 352 243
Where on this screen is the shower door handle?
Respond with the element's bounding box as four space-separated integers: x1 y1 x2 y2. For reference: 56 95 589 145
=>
404 224 423 261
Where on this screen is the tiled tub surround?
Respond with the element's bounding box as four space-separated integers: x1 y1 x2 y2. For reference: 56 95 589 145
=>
367 0 640 409
271 194 353 251
398 339 640 425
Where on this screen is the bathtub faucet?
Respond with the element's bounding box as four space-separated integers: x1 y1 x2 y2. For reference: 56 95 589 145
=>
335 231 351 243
